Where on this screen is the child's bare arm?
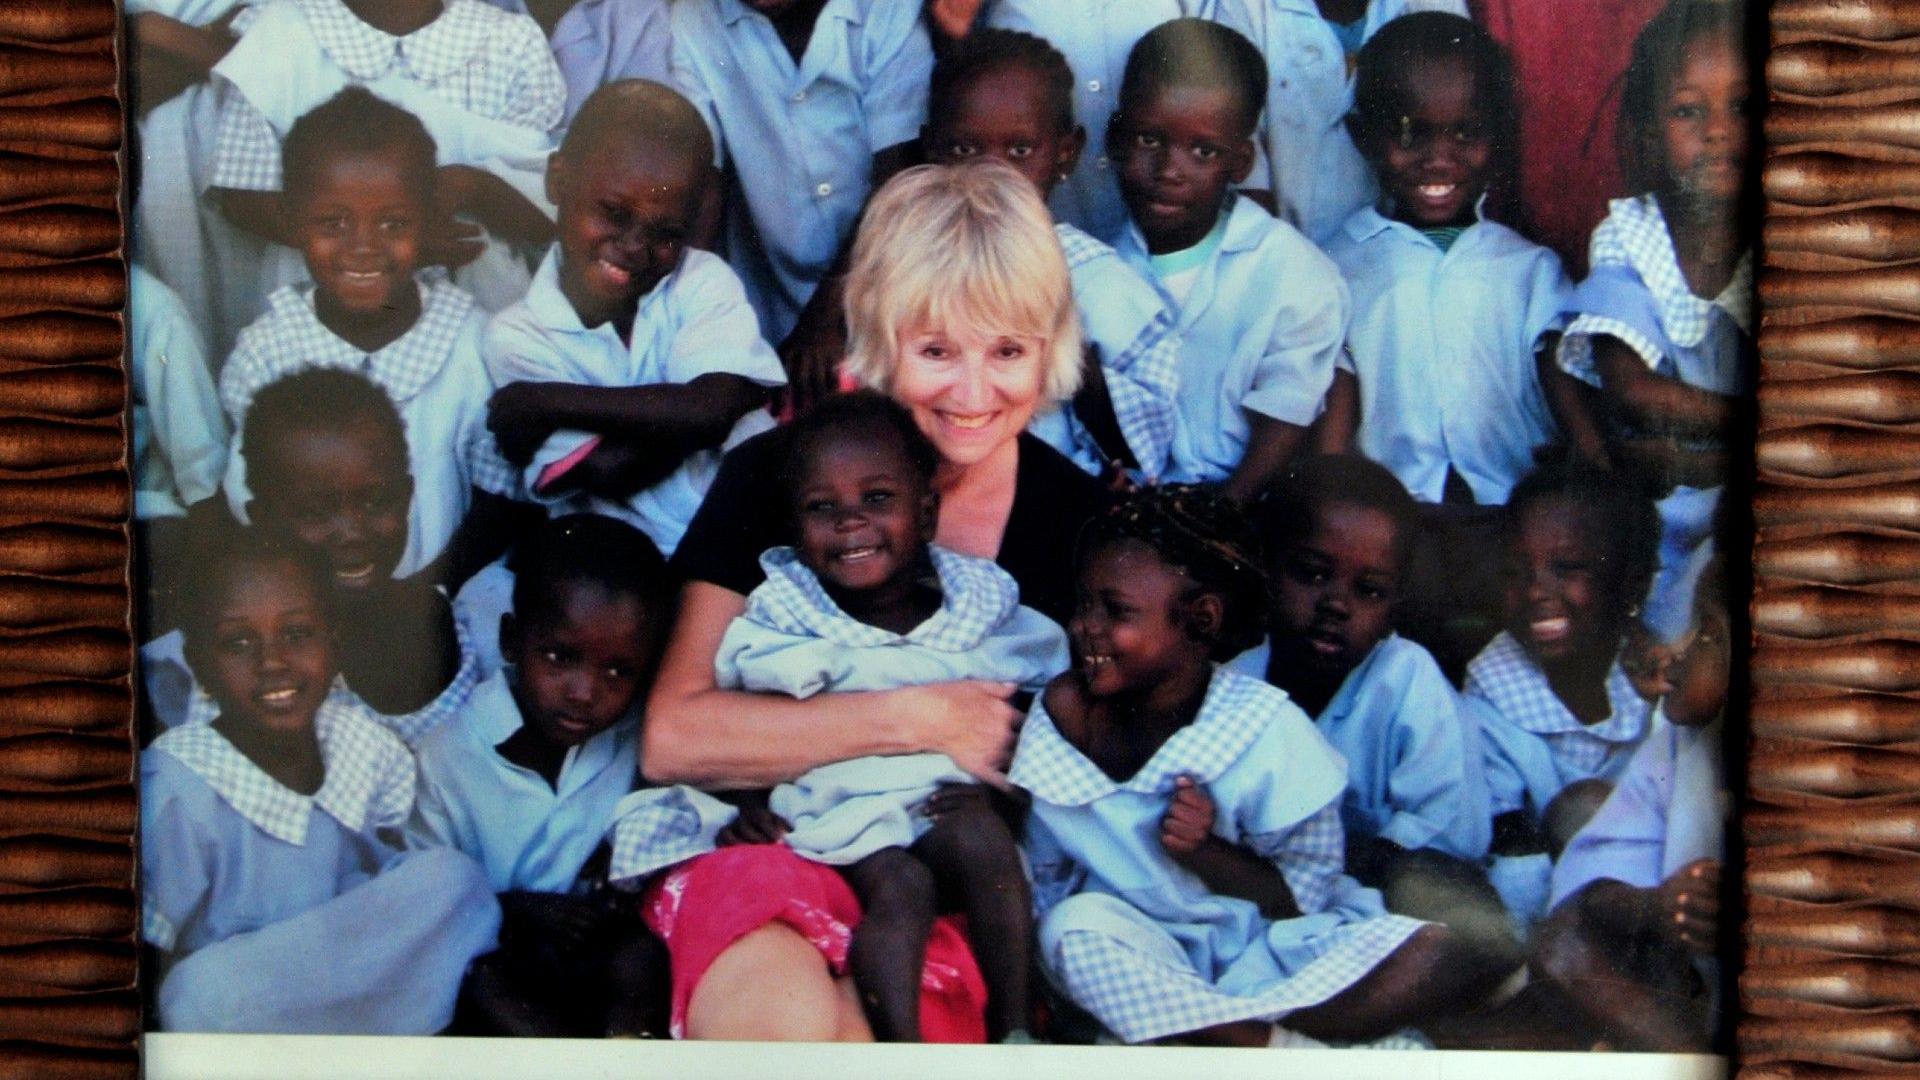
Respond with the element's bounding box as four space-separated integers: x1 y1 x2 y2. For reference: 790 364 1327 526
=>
418 489 541 593
489 373 769 464
213 188 293 247
1160 778 1302 920
130 11 240 84
438 164 556 251
1070 344 1139 472
1538 341 1612 469
1593 335 1738 440
1222 415 1308 503
1307 367 1358 455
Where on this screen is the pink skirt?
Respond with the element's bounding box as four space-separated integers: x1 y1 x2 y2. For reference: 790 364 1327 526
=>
641 844 987 1042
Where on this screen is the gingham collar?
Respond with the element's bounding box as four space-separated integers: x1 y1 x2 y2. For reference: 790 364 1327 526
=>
1010 666 1286 805
1596 194 1753 348
749 544 1020 653
153 695 412 845
264 268 473 405
295 0 491 84
1465 631 1650 743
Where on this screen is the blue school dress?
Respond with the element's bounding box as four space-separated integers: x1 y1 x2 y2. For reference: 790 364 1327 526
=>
130 265 229 521
1230 633 1491 861
1556 195 1752 641
607 544 1068 881
1012 666 1425 1043
141 696 500 1033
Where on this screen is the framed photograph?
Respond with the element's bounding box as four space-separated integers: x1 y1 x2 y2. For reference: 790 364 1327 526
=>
0 0 1897 1074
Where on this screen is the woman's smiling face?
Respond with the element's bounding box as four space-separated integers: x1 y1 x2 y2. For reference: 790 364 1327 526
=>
887 323 1048 469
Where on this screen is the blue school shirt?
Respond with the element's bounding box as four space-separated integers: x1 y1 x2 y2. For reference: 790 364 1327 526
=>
482 244 787 556
408 669 639 894
551 0 673 127
1230 633 1491 860
1117 196 1346 484
1326 204 1570 505
668 0 933 342
130 265 229 520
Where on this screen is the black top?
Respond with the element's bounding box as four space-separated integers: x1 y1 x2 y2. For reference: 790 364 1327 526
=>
672 429 1110 628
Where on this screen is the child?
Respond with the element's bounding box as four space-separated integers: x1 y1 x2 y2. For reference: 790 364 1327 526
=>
1548 0 1751 645
1016 485 1505 1046
608 392 1068 1042
666 0 932 395
923 28 1178 478
1109 19 1346 502
1323 13 1570 676
219 88 521 588
1466 457 1662 926
206 0 563 316
141 528 499 1032
409 515 673 1038
483 79 786 559
1535 560 1728 1052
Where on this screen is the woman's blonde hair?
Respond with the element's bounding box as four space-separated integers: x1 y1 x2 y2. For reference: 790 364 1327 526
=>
843 160 1083 404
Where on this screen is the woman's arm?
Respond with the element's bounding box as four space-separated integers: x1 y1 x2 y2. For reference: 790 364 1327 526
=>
640 581 1025 789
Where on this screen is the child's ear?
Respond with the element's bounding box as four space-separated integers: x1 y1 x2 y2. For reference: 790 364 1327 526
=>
1184 591 1225 646
499 612 520 666
1228 135 1257 186
918 488 940 541
1058 125 1088 179
544 151 568 209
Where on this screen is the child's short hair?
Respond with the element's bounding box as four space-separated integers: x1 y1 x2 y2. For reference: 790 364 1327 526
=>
180 524 335 647
1348 13 1519 172
1504 454 1661 615
1117 18 1266 137
928 28 1076 135
1079 484 1269 661
1618 0 1749 191
1251 455 1420 577
508 513 674 628
843 161 1082 405
780 390 941 501
241 368 409 492
282 87 439 205
559 78 713 171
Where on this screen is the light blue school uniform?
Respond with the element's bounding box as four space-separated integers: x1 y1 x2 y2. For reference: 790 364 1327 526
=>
1030 223 1181 477
483 245 787 557
408 669 639 894
131 265 229 521
607 544 1068 881
1013 665 1425 1044
1557 195 1753 642
452 558 516 684
668 0 932 342
550 0 673 127
1212 0 1468 245
141 696 501 1033
1327 205 1569 506
1117 196 1346 484
1230 633 1490 861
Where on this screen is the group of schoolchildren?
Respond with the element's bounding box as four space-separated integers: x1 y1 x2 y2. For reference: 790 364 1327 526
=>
128 0 1749 1053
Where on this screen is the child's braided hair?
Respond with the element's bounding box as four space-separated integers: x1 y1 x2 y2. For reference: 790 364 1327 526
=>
1078 484 1270 661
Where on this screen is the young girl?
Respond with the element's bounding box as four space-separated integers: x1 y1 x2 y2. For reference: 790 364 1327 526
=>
923 28 1179 480
608 392 1067 1042
1016 485 1502 1046
409 515 673 1038
1535 559 1728 1052
1466 457 1662 926
142 529 499 1032
1547 0 1751 646
219 88 521 589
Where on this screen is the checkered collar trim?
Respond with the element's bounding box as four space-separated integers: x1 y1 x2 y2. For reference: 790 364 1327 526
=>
295 0 492 84
1010 666 1281 805
750 544 1020 654
1594 195 1753 347
153 696 411 845
1465 631 1650 743
262 268 473 405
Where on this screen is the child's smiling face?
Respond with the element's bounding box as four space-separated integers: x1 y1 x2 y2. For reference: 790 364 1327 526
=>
548 136 705 330
1503 498 1626 667
191 557 338 737
250 419 412 599
1111 82 1256 254
791 433 936 599
1657 33 1748 206
1371 54 1495 228
925 63 1085 201
291 147 426 318
1271 502 1403 681
503 580 654 749
1070 539 1209 700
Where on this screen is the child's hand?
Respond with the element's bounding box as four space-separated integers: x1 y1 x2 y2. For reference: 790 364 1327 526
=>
487 382 560 465
1160 776 1217 859
717 803 791 847
422 213 487 272
777 307 849 415
1655 858 1720 955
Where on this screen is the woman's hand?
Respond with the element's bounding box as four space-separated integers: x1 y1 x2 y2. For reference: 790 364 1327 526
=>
899 680 1022 790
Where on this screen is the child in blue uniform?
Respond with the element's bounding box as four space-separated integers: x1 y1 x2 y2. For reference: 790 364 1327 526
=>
1467 457 1662 926
922 29 1179 480
1109 20 1345 501
411 515 674 1037
1547 0 1752 646
1016 485 1504 1046
483 80 786 558
142 529 499 1033
610 392 1066 1042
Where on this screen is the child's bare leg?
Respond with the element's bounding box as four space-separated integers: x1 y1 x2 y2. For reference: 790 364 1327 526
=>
841 846 938 1042
1284 924 1502 1042
1379 847 1526 977
1543 780 1614 859
912 795 1034 1040
1532 895 1710 1051
601 917 671 1038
